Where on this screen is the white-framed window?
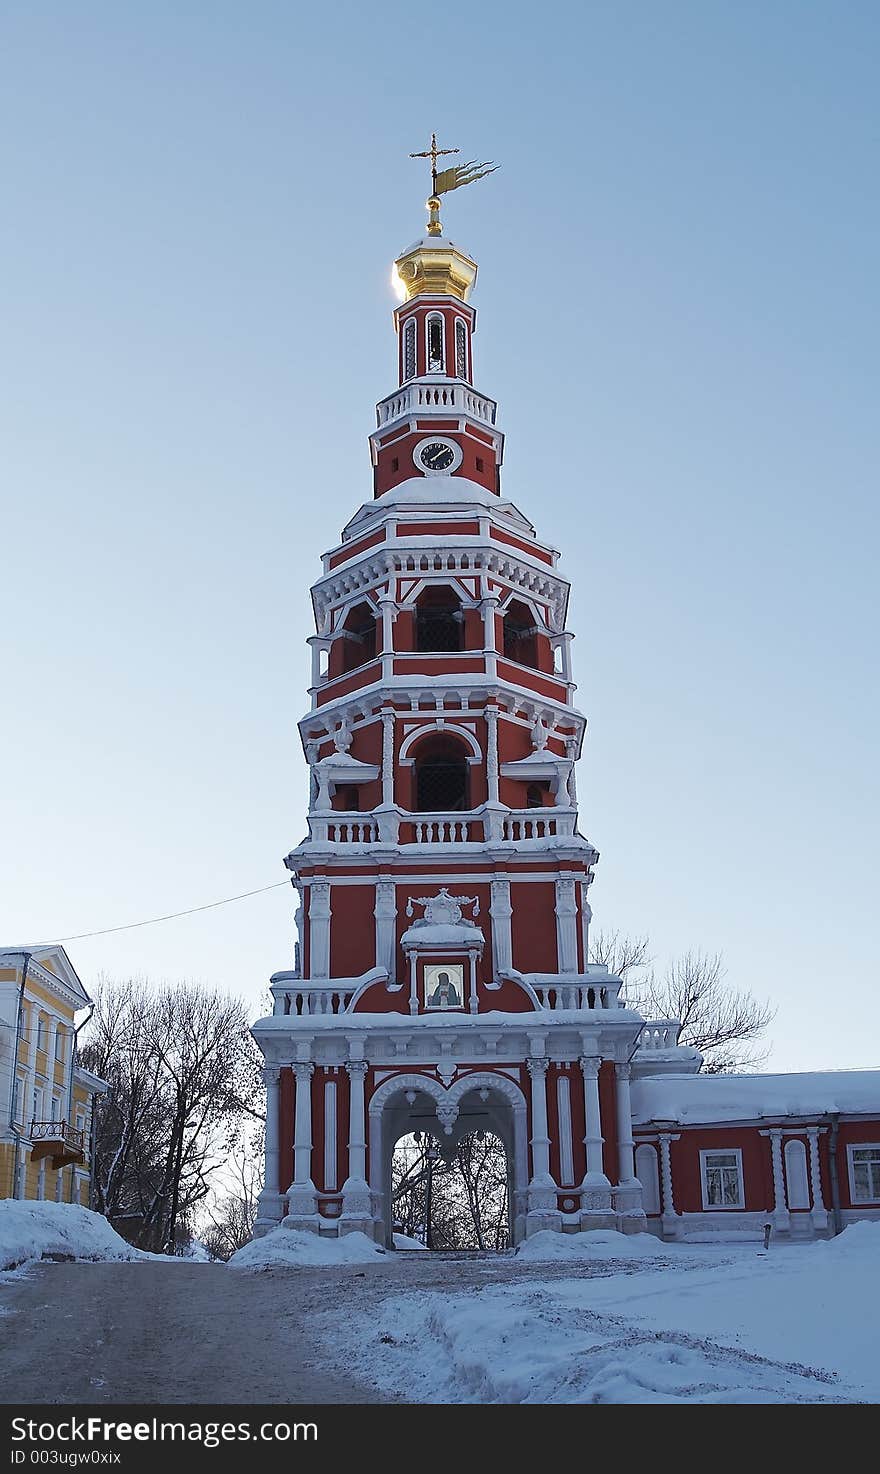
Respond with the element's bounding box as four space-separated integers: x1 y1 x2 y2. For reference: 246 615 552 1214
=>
55 1030 64 1061
403 317 417 381
32 1086 44 1125
848 1144 880 1203
36 1016 46 1051
700 1148 745 1209
455 317 468 379
12 1075 23 1125
75 1109 85 1135
426 313 445 372
51 1095 61 1123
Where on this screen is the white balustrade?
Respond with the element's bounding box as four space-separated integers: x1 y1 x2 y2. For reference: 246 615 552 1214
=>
376 381 496 428
637 1020 682 1051
307 807 579 848
532 980 622 1011
410 816 475 844
280 986 357 1017
501 809 576 841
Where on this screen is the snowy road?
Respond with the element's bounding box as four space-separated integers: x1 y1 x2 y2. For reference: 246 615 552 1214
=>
1 1233 877 1405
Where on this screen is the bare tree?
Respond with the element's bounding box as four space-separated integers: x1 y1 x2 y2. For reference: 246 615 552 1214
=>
80 978 262 1253
391 1131 509 1250
590 934 775 1072
200 1136 264 1261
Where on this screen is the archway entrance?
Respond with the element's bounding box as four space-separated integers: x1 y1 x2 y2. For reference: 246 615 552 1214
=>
392 1130 510 1250
369 1075 528 1250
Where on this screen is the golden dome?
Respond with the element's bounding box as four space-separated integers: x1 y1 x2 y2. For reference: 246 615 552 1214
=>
393 228 478 304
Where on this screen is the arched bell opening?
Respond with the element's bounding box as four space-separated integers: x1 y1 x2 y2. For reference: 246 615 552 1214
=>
415 585 464 653
333 601 377 676
412 733 471 813
502 598 540 669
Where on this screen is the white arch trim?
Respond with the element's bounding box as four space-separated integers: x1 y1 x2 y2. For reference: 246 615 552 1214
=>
368 1071 448 1117
400 575 480 609
398 720 482 764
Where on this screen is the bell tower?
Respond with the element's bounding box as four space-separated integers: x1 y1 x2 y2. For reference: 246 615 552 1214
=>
253 149 650 1247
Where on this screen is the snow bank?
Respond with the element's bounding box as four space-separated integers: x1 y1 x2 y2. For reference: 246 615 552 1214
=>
810 1219 880 1256
393 1233 429 1251
0 1201 150 1272
229 1226 386 1269
516 1229 678 1262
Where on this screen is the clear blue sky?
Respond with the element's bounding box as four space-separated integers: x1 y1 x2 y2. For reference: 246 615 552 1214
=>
2 3 877 1071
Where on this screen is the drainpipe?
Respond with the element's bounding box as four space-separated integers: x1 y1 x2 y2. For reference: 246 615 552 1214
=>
827 1112 843 1237
68 1002 94 1205
8 952 32 1200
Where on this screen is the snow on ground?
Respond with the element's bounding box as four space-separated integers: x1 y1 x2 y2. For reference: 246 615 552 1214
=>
0 1201 151 1273
229 1225 387 1269
517 1229 679 1261
319 1225 880 1403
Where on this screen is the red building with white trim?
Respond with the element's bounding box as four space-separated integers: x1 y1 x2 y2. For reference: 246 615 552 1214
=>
252 196 880 1247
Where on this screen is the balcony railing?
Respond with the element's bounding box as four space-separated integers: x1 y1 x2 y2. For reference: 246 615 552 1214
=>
637 1020 682 1051
532 979 622 1011
377 381 497 430
29 1120 85 1164
306 807 579 847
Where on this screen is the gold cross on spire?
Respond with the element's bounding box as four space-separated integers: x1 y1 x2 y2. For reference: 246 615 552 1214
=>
409 132 460 195
409 133 499 236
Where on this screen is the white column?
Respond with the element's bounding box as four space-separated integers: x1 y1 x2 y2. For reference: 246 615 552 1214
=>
489 879 512 972
379 594 395 681
807 1127 829 1232
308 880 331 978
284 1062 318 1226
658 1133 680 1237
485 703 500 804
579 1055 613 1223
254 1065 283 1234
341 1059 372 1231
481 593 499 652
769 1128 791 1233
554 877 579 972
374 878 397 976
580 894 592 970
526 1056 560 1231
612 1063 644 1224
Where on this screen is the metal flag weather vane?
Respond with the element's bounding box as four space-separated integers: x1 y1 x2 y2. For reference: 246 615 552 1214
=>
409 132 498 235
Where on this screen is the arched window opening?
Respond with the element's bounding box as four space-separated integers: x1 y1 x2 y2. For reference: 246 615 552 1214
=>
403 318 417 381
427 314 445 373
635 1144 661 1215
526 782 550 809
415 586 463 653
392 1130 509 1251
414 734 470 812
502 600 539 668
784 1139 810 1210
340 602 377 673
455 319 468 380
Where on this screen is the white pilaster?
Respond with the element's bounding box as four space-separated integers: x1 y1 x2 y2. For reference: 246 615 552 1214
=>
374 878 397 976
554 877 579 972
489 879 512 973
46 1018 58 1106
379 594 395 681
485 704 500 805
807 1127 829 1233
24 1004 39 1133
381 706 395 807
254 1065 284 1234
308 880 331 979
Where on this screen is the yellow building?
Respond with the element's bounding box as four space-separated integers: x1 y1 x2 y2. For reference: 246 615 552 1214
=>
0 945 107 1205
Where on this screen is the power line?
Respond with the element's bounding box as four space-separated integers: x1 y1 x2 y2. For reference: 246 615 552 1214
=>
40 881 291 944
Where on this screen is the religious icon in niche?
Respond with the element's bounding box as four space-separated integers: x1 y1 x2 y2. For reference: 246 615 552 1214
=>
424 963 465 1010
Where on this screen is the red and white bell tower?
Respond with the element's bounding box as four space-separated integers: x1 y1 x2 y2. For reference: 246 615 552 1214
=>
253 177 652 1246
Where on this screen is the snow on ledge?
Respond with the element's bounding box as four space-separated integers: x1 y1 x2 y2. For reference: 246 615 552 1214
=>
0 1201 154 1272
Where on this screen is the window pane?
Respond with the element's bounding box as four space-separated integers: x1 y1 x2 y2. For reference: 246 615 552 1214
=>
853 1163 870 1201
722 1168 741 1205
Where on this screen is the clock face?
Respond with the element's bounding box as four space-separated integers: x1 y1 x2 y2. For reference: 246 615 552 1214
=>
419 440 456 472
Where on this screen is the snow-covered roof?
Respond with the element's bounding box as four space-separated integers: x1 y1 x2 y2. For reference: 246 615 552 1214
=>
343 477 536 539
631 1070 880 1125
